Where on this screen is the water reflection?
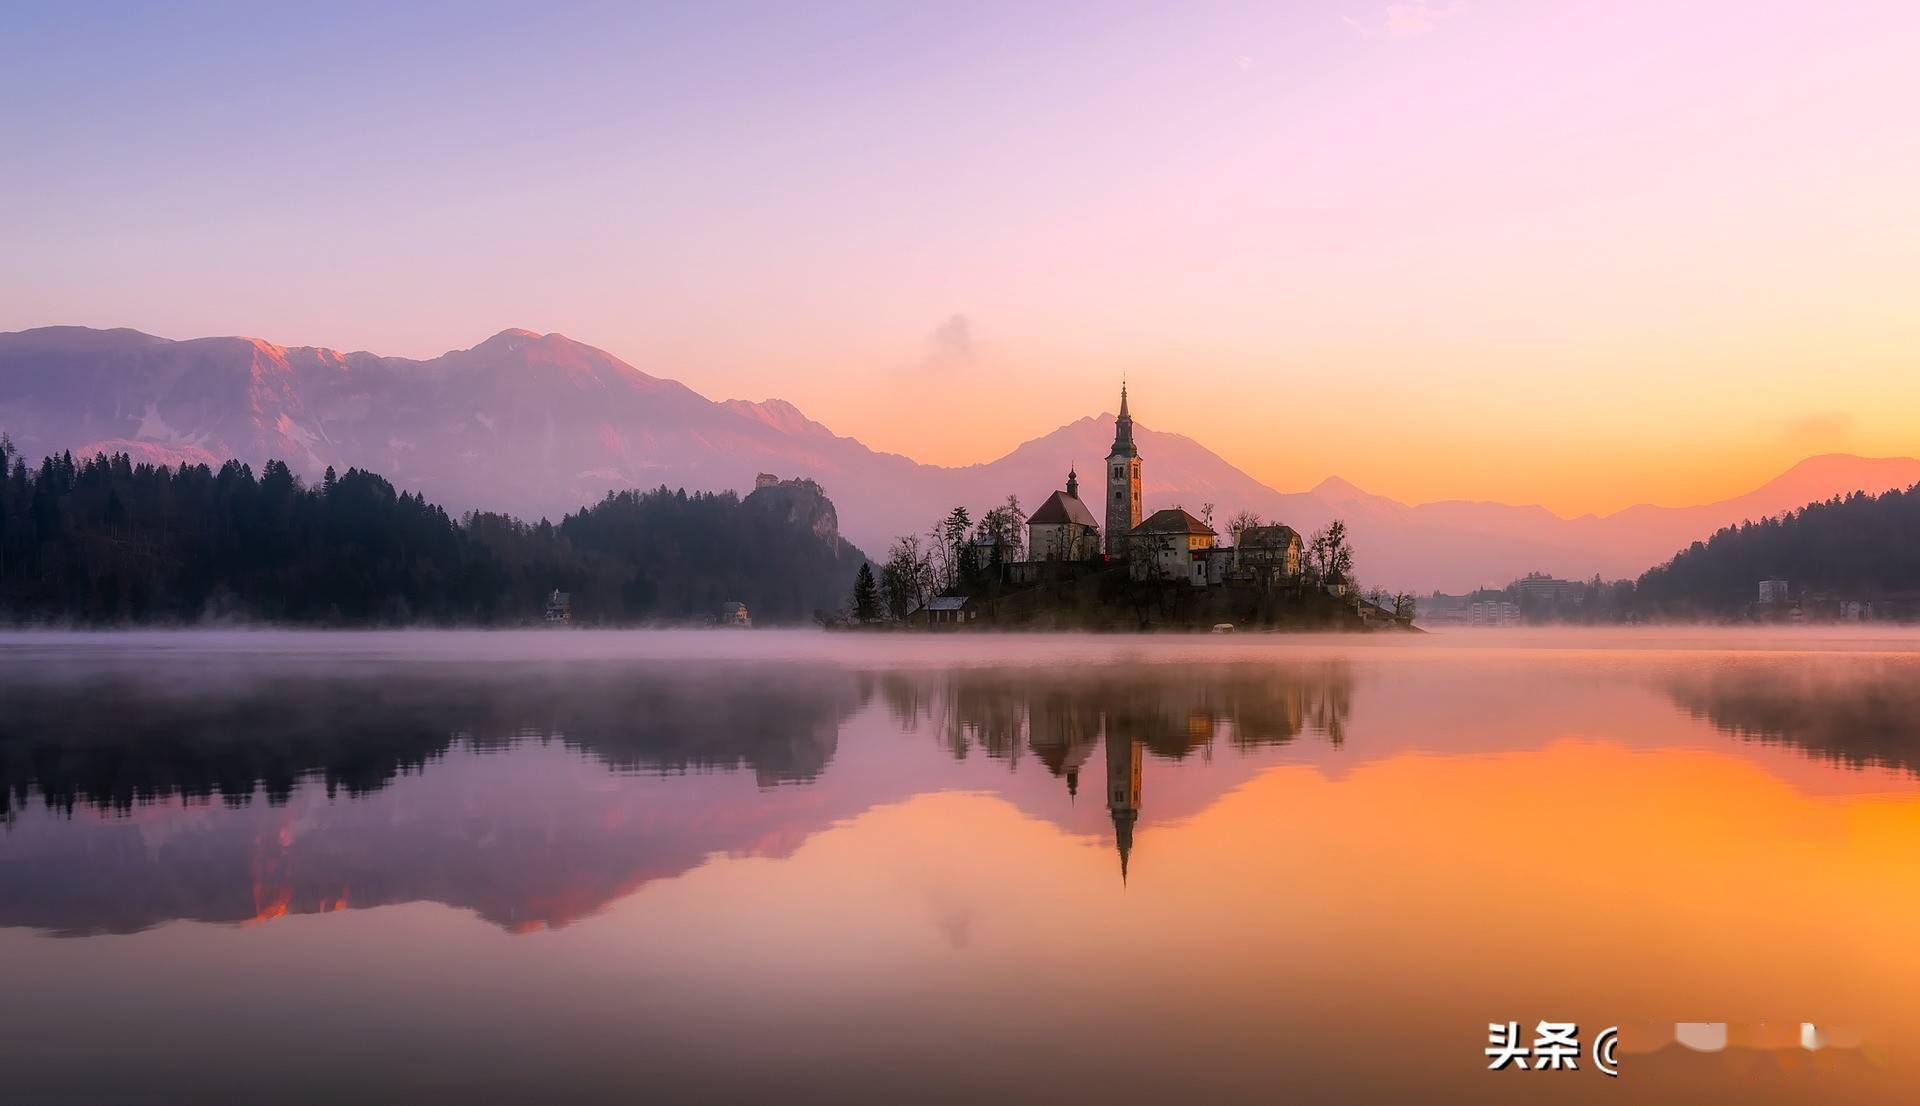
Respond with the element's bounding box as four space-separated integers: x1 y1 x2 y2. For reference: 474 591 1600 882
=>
10 647 1920 940
4 633 1920 1104
1665 658 1920 775
0 663 865 819
0 657 1358 935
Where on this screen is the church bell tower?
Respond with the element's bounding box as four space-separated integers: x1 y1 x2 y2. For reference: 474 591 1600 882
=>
1104 383 1142 556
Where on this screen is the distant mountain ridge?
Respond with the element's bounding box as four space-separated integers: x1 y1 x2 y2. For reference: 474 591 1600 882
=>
4 324 1915 593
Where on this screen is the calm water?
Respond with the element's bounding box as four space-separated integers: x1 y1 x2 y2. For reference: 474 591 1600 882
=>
3 629 1919 1104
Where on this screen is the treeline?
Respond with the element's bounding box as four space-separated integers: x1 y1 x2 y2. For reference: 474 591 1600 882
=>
0 436 865 625
870 501 1029 619
1447 482 1920 623
1635 482 1920 616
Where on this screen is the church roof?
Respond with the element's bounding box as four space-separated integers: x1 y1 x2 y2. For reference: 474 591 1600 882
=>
1029 489 1098 528
1131 508 1216 537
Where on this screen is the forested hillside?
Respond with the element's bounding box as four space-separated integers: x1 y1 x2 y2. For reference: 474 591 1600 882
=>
1635 483 1920 615
0 435 865 625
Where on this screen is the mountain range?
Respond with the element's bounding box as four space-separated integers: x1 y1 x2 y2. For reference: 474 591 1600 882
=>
4 324 1915 594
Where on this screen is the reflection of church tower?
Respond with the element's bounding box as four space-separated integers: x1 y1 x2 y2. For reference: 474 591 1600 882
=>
1105 727 1142 883
1104 384 1142 556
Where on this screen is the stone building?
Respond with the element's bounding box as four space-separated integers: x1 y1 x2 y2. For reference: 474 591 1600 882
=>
1127 507 1217 585
1027 466 1101 561
1235 524 1303 582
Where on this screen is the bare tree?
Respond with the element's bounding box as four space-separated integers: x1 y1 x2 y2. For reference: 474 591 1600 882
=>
1306 519 1353 588
1227 509 1262 547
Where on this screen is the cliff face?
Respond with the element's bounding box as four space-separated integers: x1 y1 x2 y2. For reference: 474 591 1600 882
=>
745 477 842 550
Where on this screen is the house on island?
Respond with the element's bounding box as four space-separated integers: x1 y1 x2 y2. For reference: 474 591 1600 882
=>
719 601 752 627
967 529 1010 573
1126 508 1217 586
544 589 572 624
923 595 974 627
1235 524 1303 583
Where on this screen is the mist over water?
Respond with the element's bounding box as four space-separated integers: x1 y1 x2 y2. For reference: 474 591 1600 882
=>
2 628 1918 1104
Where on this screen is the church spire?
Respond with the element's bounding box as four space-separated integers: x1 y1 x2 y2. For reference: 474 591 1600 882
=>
1110 382 1135 457
1105 729 1141 886
1066 464 1079 499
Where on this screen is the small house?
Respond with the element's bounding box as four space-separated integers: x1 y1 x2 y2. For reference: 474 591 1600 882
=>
924 595 974 627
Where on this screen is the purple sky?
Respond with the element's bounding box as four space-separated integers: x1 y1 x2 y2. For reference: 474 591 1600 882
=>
5 1 1918 511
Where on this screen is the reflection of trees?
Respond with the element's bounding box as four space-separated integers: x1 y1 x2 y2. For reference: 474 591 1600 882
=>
1665 662 1920 775
0 663 868 820
874 662 1356 776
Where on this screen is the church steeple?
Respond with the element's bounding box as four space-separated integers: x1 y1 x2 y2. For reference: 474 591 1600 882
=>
1105 728 1142 885
1110 383 1136 458
1104 382 1143 555
1066 465 1079 499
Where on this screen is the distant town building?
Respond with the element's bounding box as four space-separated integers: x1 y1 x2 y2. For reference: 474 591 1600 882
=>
544 589 572 624
1759 578 1791 604
1468 598 1519 626
1104 384 1143 555
1027 466 1101 561
1512 571 1583 606
1127 508 1217 585
719 601 752 627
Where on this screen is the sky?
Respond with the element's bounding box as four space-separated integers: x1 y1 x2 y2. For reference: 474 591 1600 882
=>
4 0 1918 515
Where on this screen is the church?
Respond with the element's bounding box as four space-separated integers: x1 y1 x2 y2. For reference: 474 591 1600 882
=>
1022 384 1228 585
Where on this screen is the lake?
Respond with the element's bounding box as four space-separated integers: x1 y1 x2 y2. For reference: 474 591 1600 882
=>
2 628 1918 1104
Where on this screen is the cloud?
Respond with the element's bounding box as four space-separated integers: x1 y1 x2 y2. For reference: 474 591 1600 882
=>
926 313 976 363
893 313 986 382
1345 1 1463 39
1773 410 1856 452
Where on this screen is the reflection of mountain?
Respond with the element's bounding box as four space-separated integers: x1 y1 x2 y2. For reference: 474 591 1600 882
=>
0 663 863 819
1665 661 1920 776
0 656 1360 936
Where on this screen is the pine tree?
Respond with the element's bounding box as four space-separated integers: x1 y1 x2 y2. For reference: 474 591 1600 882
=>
852 562 880 622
